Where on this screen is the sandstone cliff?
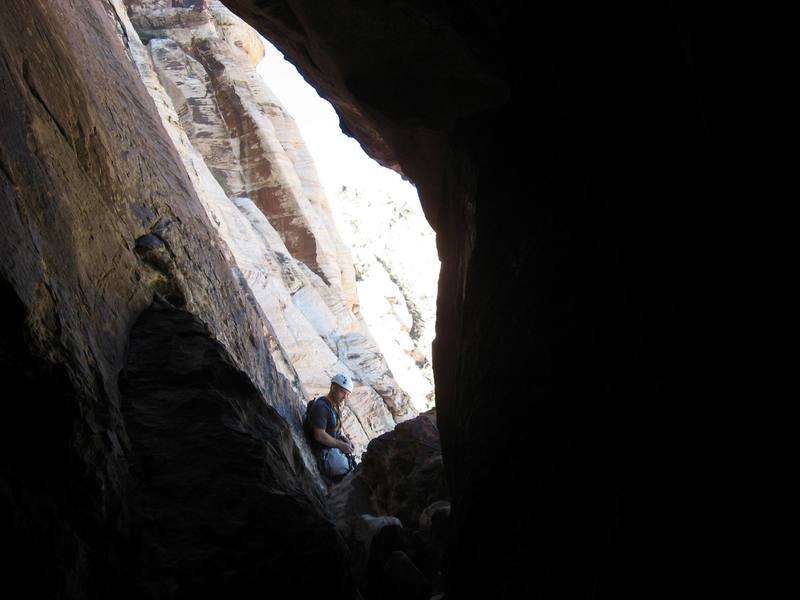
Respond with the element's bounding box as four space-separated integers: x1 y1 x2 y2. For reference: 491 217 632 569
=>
114 0 416 452
333 184 438 410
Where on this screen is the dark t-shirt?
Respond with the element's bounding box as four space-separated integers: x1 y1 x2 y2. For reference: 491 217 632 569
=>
308 397 339 451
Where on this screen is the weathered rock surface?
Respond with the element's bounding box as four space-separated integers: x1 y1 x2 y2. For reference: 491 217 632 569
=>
335 184 438 411
120 301 352 597
0 0 354 596
352 514 404 556
222 2 718 598
328 416 449 599
2 0 719 597
329 416 448 532
117 0 416 450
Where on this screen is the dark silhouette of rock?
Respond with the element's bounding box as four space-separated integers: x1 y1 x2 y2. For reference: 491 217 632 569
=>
381 551 431 600
119 301 354 597
407 529 444 591
327 417 448 598
223 1 719 597
347 515 403 596
363 525 405 599
417 500 450 574
2 0 721 597
419 501 450 536
329 416 448 531
0 0 357 595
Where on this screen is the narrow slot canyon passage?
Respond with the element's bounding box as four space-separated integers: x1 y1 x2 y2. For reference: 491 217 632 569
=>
3 1 449 598
126 1 448 596
0 0 717 598
118 2 447 594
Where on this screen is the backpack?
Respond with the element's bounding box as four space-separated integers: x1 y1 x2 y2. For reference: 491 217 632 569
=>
304 397 336 439
303 397 319 440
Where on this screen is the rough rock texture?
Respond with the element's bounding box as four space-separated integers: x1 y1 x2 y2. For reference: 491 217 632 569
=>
120 301 352 597
0 0 354 597
114 0 416 451
328 416 449 599
329 416 447 532
335 185 438 411
222 1 717 598
2 0 719 597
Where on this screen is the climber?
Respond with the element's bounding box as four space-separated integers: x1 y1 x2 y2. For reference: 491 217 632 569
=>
307 373 356 484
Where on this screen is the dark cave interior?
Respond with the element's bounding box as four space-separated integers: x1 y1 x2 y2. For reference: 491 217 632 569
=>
1 1 718 598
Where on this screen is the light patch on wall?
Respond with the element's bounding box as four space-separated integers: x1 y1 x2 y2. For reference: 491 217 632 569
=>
256 37 440 411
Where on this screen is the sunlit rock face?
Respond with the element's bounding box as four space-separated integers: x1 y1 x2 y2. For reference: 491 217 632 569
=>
334 185 439 411
117 0 416 451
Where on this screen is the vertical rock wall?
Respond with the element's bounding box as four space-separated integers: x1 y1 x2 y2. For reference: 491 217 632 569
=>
114 0 417 452
2 0 716 596
220 1 716 598
0 0 358 597
334 185 439 410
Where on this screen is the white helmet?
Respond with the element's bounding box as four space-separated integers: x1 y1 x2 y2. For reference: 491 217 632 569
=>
331 373 354 393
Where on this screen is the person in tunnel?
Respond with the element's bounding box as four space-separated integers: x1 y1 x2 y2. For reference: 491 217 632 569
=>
307 373 356 484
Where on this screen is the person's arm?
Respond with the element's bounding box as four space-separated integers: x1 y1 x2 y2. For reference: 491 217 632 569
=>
313 427 353 453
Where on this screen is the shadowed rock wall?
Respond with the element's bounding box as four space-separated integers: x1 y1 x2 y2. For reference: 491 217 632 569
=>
222 1 716 598
120 302 352 597
0 0 355 597
1 0 717 597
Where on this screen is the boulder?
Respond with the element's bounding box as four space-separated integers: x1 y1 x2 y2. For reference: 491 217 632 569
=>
328 417 448 599
381 551 431 600
329 416 448 531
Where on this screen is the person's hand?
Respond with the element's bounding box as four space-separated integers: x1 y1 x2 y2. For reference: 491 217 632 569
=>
340 440 354 454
